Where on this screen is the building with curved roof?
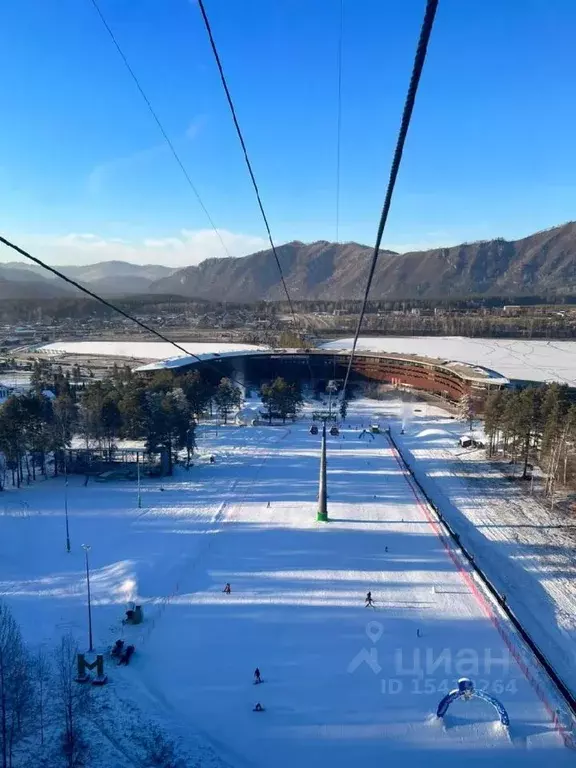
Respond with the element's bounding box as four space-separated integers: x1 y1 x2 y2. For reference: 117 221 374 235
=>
135 347 508 407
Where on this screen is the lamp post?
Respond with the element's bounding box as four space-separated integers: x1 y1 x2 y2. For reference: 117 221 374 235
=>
63 447 71 553
136 451 142 509
81 544 94 653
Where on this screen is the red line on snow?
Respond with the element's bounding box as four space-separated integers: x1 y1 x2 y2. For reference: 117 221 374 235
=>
386 439 571 746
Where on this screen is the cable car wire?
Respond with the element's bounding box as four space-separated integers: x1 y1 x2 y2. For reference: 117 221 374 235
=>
0 234 247 389
341 0 439 399
196 0 300 329
89 0 232 259
335 0 344 243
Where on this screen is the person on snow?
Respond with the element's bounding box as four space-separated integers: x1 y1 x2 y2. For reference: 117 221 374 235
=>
223 582 231 595
253 702 265 712
111 639 124 658
254 667 262 684
365 591 375 608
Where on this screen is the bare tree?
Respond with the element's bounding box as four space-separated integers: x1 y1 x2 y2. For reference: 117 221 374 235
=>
0 601 34 768
53 635 89 768
35 648 51 749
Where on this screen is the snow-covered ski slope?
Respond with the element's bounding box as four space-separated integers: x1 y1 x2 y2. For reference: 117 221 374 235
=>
0 401 573 766
394 407 576 702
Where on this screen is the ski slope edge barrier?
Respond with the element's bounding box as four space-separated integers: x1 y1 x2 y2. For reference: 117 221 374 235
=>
386 430 576 748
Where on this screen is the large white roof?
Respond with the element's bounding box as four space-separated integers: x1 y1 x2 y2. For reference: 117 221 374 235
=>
37 341 268 362
320 336 576 386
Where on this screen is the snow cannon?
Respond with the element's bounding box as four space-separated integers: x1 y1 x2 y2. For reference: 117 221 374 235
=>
123 603 143 625
436 677 510 727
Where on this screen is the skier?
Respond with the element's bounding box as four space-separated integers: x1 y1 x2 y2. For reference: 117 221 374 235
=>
385 546 388 553
254 667 262 684
365 591 375 608
223 582 231 594
267 501 271 508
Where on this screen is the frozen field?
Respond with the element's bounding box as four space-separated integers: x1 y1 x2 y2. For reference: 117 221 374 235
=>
0 400 573 766
321 337 576 386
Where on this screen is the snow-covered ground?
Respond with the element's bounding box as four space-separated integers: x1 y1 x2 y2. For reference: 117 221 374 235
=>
37 341 268 360
321 337 576 386
0 400 573 766
393 405 576 700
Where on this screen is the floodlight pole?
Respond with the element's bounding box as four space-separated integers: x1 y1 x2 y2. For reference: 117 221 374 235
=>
64 448 71 553
82 544 94 653
317 420 329 522
136 451 142 509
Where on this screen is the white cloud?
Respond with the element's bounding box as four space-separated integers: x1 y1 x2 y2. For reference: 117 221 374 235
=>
2 229 270 267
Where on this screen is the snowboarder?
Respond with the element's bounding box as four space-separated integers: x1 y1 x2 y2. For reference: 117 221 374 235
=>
365 591 375 608
223 582 231 594
253 702 265 712
254 667 262 684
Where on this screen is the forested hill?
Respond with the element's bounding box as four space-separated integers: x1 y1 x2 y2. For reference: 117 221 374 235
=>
1 221 575 301
150 222 576 301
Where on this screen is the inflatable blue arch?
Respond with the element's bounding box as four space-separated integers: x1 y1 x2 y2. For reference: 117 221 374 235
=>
437 677 510 727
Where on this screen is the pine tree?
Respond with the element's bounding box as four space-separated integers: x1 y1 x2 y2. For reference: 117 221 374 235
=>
117 381 147 439
484 389 505 456
514 387 541 479
181 371 214 421
142 389 191 475
100 398 122 460
260 378 303 424
214 378 242 424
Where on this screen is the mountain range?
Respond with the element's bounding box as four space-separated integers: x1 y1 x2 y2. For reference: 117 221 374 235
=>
0 261 174 300
1 221 575 301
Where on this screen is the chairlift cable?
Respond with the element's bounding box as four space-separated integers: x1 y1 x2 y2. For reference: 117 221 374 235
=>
0 234 247 390
341 0 439 399
335 0 344 244
89 0 232 259
196 0 303 339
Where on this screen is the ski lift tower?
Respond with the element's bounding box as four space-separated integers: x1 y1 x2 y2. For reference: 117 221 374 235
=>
317 419 328 522
326 380 338 420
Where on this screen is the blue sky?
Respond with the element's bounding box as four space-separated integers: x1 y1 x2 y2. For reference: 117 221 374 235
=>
1 0 575 266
